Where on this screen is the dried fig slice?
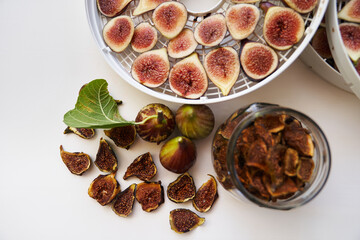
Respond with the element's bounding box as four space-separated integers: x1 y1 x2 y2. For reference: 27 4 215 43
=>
112 184 136 217
104 125 136 150
169 53 208 99
169 209 205 234
246 139 268 171
265 144 286 187
339 23 360 62
240 41 278 81
103 16 134 53
95 138 118 173
59 145 91 175
338 0 360 23
131 23 158 53
123 152 157 181
282 0 318 14
194 14 227 47
64 127 95 139
131 48 170 88
136 181 164 212
264 176 298 198
225 4 260 40
297 158 314 182
152 2 188 39
167 28 198 59
204 47 240 96
284 148 299 176
261 5 305 51
254 114 286 133
133 0 168 16
97 0 133 17
193 175 218 213
283 121 314 157
167 172 196 203
248 172 271 200
88 172 120 206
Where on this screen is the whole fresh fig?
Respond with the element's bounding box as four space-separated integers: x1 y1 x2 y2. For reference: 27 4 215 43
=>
176 104 215 139
160 136 196 173
135 103 175 144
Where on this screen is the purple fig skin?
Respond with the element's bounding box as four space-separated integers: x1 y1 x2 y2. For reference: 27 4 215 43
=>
160 136 196 173
260 2 275 13
135 103 175 144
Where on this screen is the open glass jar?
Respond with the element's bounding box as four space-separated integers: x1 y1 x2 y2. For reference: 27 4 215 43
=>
212 103 331 210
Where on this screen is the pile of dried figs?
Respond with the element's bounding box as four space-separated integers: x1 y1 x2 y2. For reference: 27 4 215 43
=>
97 0 319 98
61 100 218 233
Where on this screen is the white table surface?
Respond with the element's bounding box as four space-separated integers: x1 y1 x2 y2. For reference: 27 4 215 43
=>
1 1 360 239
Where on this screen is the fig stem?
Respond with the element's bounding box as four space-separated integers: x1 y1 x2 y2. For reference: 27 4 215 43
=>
260 2 275 13
157 110 165 125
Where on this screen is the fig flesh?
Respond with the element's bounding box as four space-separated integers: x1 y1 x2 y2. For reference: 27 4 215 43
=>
64 127 95 139
136 181 164 212
59 145 91 175
262 5 305 51
131 48 170 88
193 175 218 213
194 14 227 47
283 121 314 157
123 152 157 181
112 184 136 217
104 125 136 150
175 104 215 139
95 138 118 173
339 23 360 62
282 0 318 14
204 47 240 95
88 172 120 206
131 22 158 53
167 28 198 59
169 209 205 234
160 136 196 174
152 2 188 39
311 27 332 59
103 16 134 53
338 0 360 23
169 53 208 99
167 172 196 203
133 0 168 16
225 4 260 40
97 0 133 17
297 158 314 182
240 41 278 81
135 103 175 144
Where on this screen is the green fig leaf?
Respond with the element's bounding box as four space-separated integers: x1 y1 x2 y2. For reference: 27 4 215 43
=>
63 79 135 129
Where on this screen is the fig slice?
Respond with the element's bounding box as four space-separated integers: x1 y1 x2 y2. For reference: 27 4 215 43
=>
339 23 360 62
131 48 170 88
133 0 168 16
284 148 299 177
297 158 314 182
152 2 188 39
225 4 260 41
64 127 95 139
204 47 240 96
103 16 134 53
261 5 305 51
283 121 314 157
112 184 136 217
167 172 196 203
282 0 318 14
135 181 164 212
169 53 208 99
59 145 91 175
231 0 259 3
194 14 227 47
94 138 118 173
311 27 332 59
193 175 218 213
169 209 205 234
123 152 157 181
97 0 133 17
88 172 121 206
167 28 198 59
240 41 278 81
104 125 136 150
131 22 158 53
338 0 360 23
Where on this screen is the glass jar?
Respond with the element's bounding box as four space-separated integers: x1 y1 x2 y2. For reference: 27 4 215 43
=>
212 103 331 210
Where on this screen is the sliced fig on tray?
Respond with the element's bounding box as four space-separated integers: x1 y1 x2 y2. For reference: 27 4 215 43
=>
131 22 158 53
204 47 240 96
194 14 227 47
167 28 198 59
131 48 170 88
152 2 188 39
133 0 168 16
169 53 208 99
97 0 133 17
339 23 360 62
311 27 332 59
225 4 260 40
103 16 134 53
282 0 318 14
231 0 259 3
338 0 360 23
